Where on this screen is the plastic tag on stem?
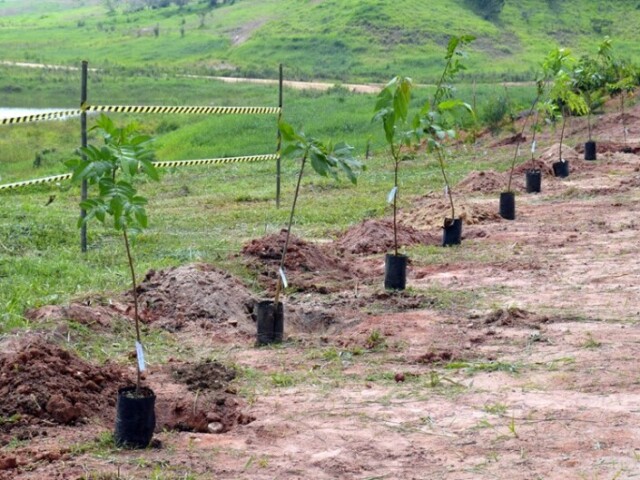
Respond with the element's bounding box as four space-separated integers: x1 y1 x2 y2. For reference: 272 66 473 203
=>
531 141 536 154
279 267 288 289
387 186 398 204
135 341 146 372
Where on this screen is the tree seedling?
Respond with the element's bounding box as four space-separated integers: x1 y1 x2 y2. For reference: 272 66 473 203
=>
274 120 362 306
599 37 638 144
67 114 159 395
417 35 475 223
544 49 588 165
372 75 415 256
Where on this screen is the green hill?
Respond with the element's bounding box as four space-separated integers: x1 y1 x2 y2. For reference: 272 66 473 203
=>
1 0 640 82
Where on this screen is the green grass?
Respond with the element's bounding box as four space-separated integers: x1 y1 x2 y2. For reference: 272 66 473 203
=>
1 0 640 83
0 59 555 334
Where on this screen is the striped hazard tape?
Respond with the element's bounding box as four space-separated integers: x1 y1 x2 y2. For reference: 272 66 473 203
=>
0 173 72 190
0 104 281 125
0 110 83 125
153 154 278 168
0 154 278 191
82 104 281 115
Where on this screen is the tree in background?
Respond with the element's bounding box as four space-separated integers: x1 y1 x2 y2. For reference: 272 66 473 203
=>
598 37 638 143
466 0 506 20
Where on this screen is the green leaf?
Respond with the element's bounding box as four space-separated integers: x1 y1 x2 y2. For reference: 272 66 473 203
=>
278 121 299 142
309 149 330 178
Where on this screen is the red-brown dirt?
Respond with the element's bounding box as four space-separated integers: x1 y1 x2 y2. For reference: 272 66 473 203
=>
136 263 257 337
4 102 640 480
241 230 356 293
335 218 439 255
0 336 129 432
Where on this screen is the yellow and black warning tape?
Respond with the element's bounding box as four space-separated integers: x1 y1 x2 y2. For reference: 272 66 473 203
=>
0 173 72 190
82 104 281 115
0 110 82 125
0 154 278 191
0 104 280 125
153 154 278 168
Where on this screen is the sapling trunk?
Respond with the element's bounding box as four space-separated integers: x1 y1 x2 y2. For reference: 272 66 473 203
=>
274 154 307 307
507 95 539 192
391 144 399 257
123 227 142 395
621 93 627 144
559 107 568 161
587 109 592 142
529 110 541 169
436 148 455 220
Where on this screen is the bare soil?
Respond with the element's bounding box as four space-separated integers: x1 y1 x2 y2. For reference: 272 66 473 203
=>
3 104 640 480
335 218 439 255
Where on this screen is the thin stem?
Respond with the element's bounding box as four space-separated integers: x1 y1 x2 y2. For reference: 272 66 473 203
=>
621 93 627 144
529 110 540 167
436 148 455 220
559 108 567 161
274 154 307 306
391 143 399 256
507 95 539 192
123 227 141 394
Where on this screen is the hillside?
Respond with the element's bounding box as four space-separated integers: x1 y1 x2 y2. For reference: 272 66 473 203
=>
1 0 640 83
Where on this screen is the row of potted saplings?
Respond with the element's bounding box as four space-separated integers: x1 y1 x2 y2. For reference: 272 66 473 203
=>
64 41 623 449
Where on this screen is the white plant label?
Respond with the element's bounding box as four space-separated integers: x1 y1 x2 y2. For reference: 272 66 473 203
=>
444 185 449 197
135 341 146 372
387 186 398 204
531 141 536 153
279 267 288 289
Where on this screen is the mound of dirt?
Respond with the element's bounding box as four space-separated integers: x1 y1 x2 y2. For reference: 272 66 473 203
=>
513 158 554 176
401 197 502 229
171 360 236 392
335 219 438 255
25 303 123 330
481 307 550 329
455 170 507 194
241 230 355 293
137 263 257 334
157 360 254 434
0 338 129 429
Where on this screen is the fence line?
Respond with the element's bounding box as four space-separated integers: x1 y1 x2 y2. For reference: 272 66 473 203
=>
1 61 285 252
81 104 281 115
0 154 280 191
0 109 83 125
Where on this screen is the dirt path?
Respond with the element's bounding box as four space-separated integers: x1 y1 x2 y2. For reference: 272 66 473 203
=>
1 60 533 94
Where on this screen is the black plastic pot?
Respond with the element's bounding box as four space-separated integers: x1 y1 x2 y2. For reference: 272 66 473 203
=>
584 140 597 161
256 300 284 345
384 253 407 290
552 160 569 178
442 218 462 247
525 169 541 193
499 191 515 220
114 386 156 449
